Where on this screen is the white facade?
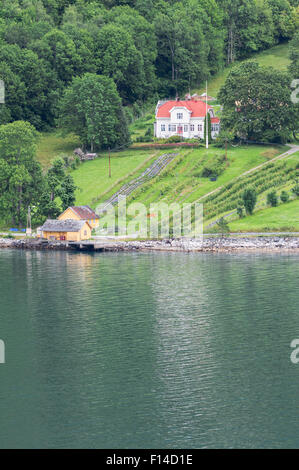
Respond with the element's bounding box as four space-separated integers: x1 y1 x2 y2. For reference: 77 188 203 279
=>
154 102 220 140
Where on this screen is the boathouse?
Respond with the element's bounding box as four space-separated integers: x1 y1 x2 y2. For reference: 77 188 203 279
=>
40 219 92 242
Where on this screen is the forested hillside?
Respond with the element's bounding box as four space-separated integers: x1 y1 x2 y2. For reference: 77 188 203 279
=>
0 0 298 133
0 0 298 228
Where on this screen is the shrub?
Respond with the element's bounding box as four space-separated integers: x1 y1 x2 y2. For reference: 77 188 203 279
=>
242 188 257 215
165 135 182 143
292 182 299 197
280 191 289 203
145 126 153 138
237 206 244 218
201 154 226 178
267 191 278 207
216 217 230 237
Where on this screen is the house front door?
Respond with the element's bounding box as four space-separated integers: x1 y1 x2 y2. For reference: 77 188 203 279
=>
177 126 183 135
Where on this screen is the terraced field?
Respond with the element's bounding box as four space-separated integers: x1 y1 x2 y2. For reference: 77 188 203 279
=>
125 145 288 207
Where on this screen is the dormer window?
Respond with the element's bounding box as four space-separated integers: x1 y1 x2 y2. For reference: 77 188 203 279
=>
177 113 183 119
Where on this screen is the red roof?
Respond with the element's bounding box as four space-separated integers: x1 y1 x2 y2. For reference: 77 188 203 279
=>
70 206 99 220
211 117 220 124
156 100 213 118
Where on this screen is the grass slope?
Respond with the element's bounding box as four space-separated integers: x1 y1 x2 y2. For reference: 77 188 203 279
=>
229 199 299 232
72 149 159 207
37 132 80 169
126 145 287 206
205 151 299 232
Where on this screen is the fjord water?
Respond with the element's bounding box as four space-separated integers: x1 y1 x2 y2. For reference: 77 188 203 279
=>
1 250 299 449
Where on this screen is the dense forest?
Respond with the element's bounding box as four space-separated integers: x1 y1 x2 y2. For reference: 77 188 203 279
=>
0 0 298 133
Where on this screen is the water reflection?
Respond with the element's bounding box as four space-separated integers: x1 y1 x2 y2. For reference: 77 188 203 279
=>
0 251 299 448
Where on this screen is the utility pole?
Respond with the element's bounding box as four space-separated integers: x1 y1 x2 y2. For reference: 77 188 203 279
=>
108 148 111 178
26 206 32 237
206 80 209 150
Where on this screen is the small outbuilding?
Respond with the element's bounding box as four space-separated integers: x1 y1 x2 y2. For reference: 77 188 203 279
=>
58 205 99 229
40 219 92 242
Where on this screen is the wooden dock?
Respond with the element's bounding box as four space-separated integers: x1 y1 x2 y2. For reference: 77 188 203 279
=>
68 240 125 251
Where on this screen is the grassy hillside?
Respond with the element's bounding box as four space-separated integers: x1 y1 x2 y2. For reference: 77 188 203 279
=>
125 145 287 206
72 149 160 207
228 199 299 232
204 151 299 232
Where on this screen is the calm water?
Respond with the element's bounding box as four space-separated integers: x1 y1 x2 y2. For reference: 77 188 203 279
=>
0 249 299 449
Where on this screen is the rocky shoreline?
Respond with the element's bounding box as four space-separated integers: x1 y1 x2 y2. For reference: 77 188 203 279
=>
2 236 299 253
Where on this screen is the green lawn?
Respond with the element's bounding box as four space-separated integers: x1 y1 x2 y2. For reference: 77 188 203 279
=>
37 132 81 169
228 198 299 232
72 149 159 207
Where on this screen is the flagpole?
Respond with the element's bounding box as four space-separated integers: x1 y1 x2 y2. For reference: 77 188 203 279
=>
206 80 209 149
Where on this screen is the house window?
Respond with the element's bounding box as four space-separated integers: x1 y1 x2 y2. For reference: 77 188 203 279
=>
177 113 183 119
161 124 166 132
184 125 188 132
169 124 176 132
190 124 194 132
198 124 203 132
84 230 87 236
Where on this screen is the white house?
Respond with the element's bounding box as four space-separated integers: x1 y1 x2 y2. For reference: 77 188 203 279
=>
154 97 220 140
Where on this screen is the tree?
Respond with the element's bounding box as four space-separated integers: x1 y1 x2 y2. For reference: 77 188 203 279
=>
216 217 230 236
0 43 61 129
289 31 299 77
292 180 299 196
218 61 297 142
218 0 276 64
280 190 290 203
204 113 212 144
60 174 76 209
242 188 257 215
94 24 144 103
31 29 79 84
104 5 157 99
58 73 130 151
267 190 278 206
39 157 77 217
0 121 44 226
237 205 244 218
266 0 297 40
154 0 224 94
